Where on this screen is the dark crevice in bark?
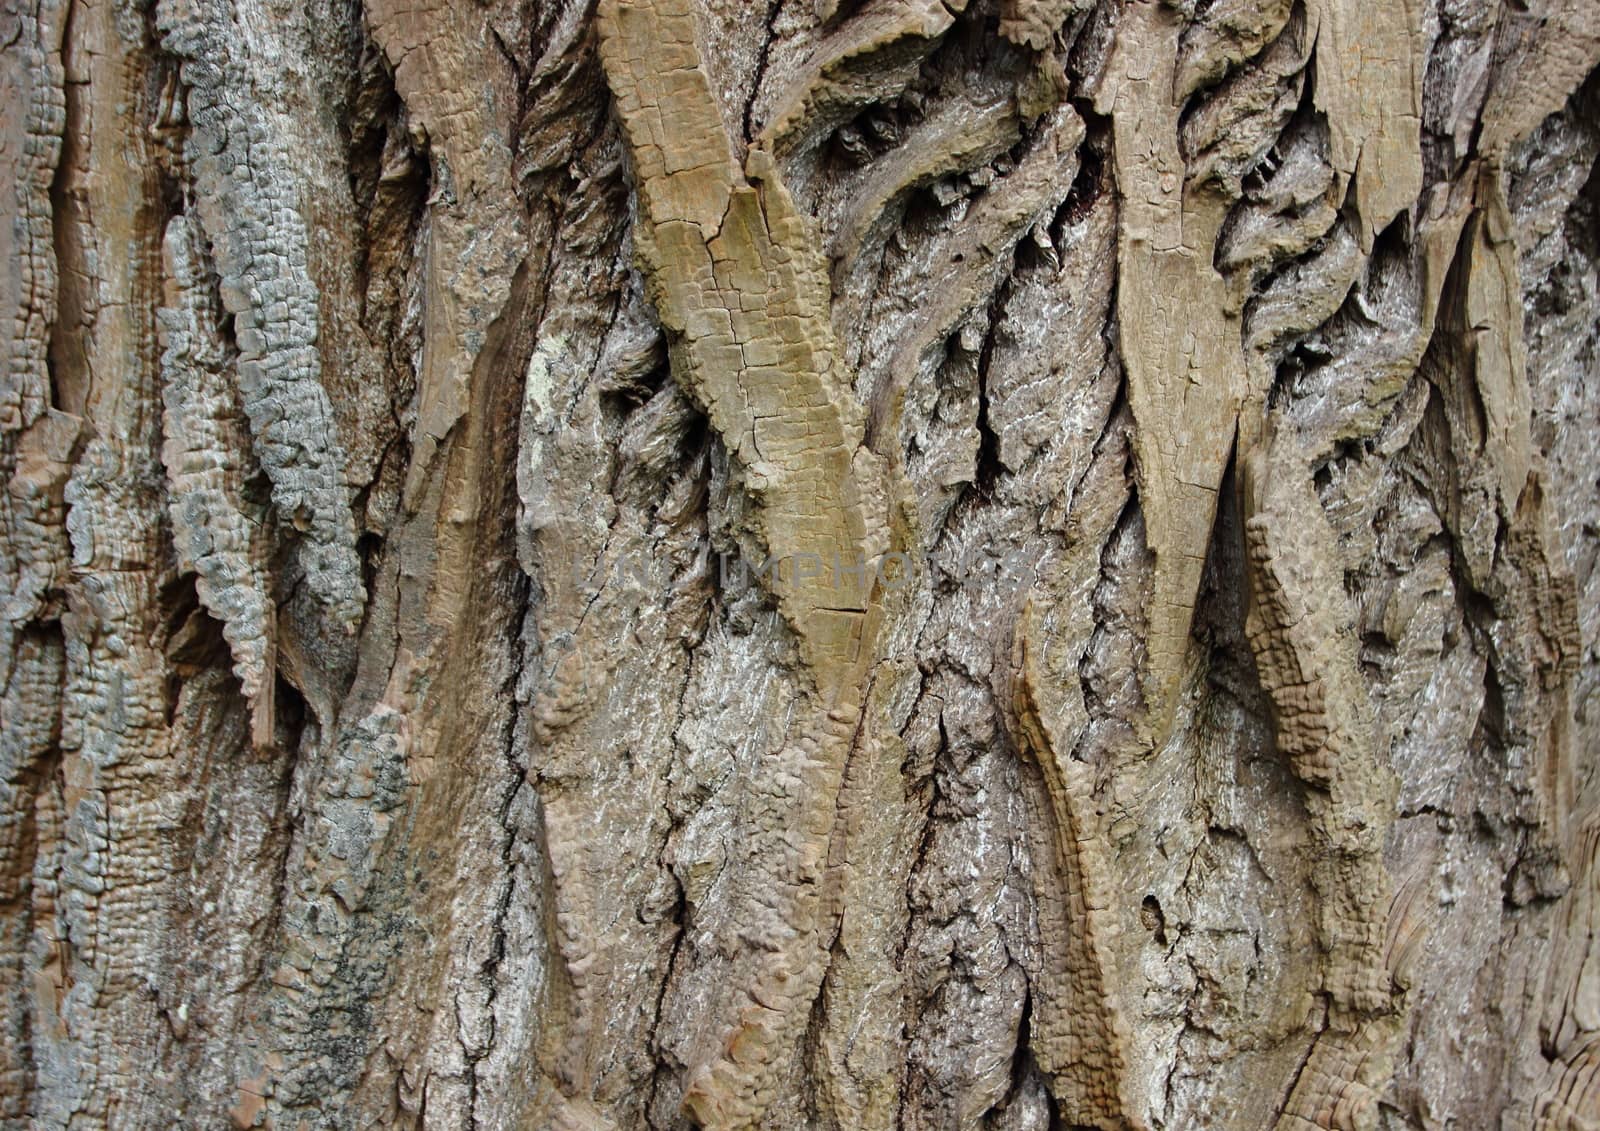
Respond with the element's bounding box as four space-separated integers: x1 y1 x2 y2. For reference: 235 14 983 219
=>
1057 105 1109 236
248 670 310 1034
159 574 236 729
1196 440 1271 723
642 865 688 1130
993 982 1036 1116
0 623 65 909
1214 71 1323 277
45 0 84 418
743 0 783 144
1076 484 1148 756
467 563 534 1130
347 43 428 338
973 287 1010 496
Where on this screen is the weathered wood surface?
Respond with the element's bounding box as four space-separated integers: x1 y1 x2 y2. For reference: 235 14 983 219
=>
1 0 1597 1127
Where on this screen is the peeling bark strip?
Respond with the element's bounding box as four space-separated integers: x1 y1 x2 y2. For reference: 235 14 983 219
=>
157 0 366 632
596 0 889 671
596 1 898 1124
1240 424 1402 1129
1099 0 1243 735
1103 0 1425 734
2 0 1599 1127
1010 599 1139 1129
157 214 275 741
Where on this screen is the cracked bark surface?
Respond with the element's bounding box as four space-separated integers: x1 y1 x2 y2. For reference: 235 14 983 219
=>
1 0 1598 1128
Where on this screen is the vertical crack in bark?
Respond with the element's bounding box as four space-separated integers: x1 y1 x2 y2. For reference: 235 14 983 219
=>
466 568 534 1131
364 0 529 508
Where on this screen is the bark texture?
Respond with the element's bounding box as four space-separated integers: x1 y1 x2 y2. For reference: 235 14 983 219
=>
1 0 1598 1127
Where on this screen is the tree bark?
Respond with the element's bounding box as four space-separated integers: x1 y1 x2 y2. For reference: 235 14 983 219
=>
2 0 1598 1127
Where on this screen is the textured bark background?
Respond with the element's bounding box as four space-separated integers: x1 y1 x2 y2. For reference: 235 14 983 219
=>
1 0 1598 1126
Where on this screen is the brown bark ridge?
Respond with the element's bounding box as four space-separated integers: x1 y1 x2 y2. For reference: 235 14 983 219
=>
1 0 1598 1127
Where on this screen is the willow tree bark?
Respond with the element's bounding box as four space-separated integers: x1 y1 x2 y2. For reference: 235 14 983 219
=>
2 0 1598 1127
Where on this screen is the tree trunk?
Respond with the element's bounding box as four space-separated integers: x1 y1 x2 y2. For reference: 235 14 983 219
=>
2 0 1597 1127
